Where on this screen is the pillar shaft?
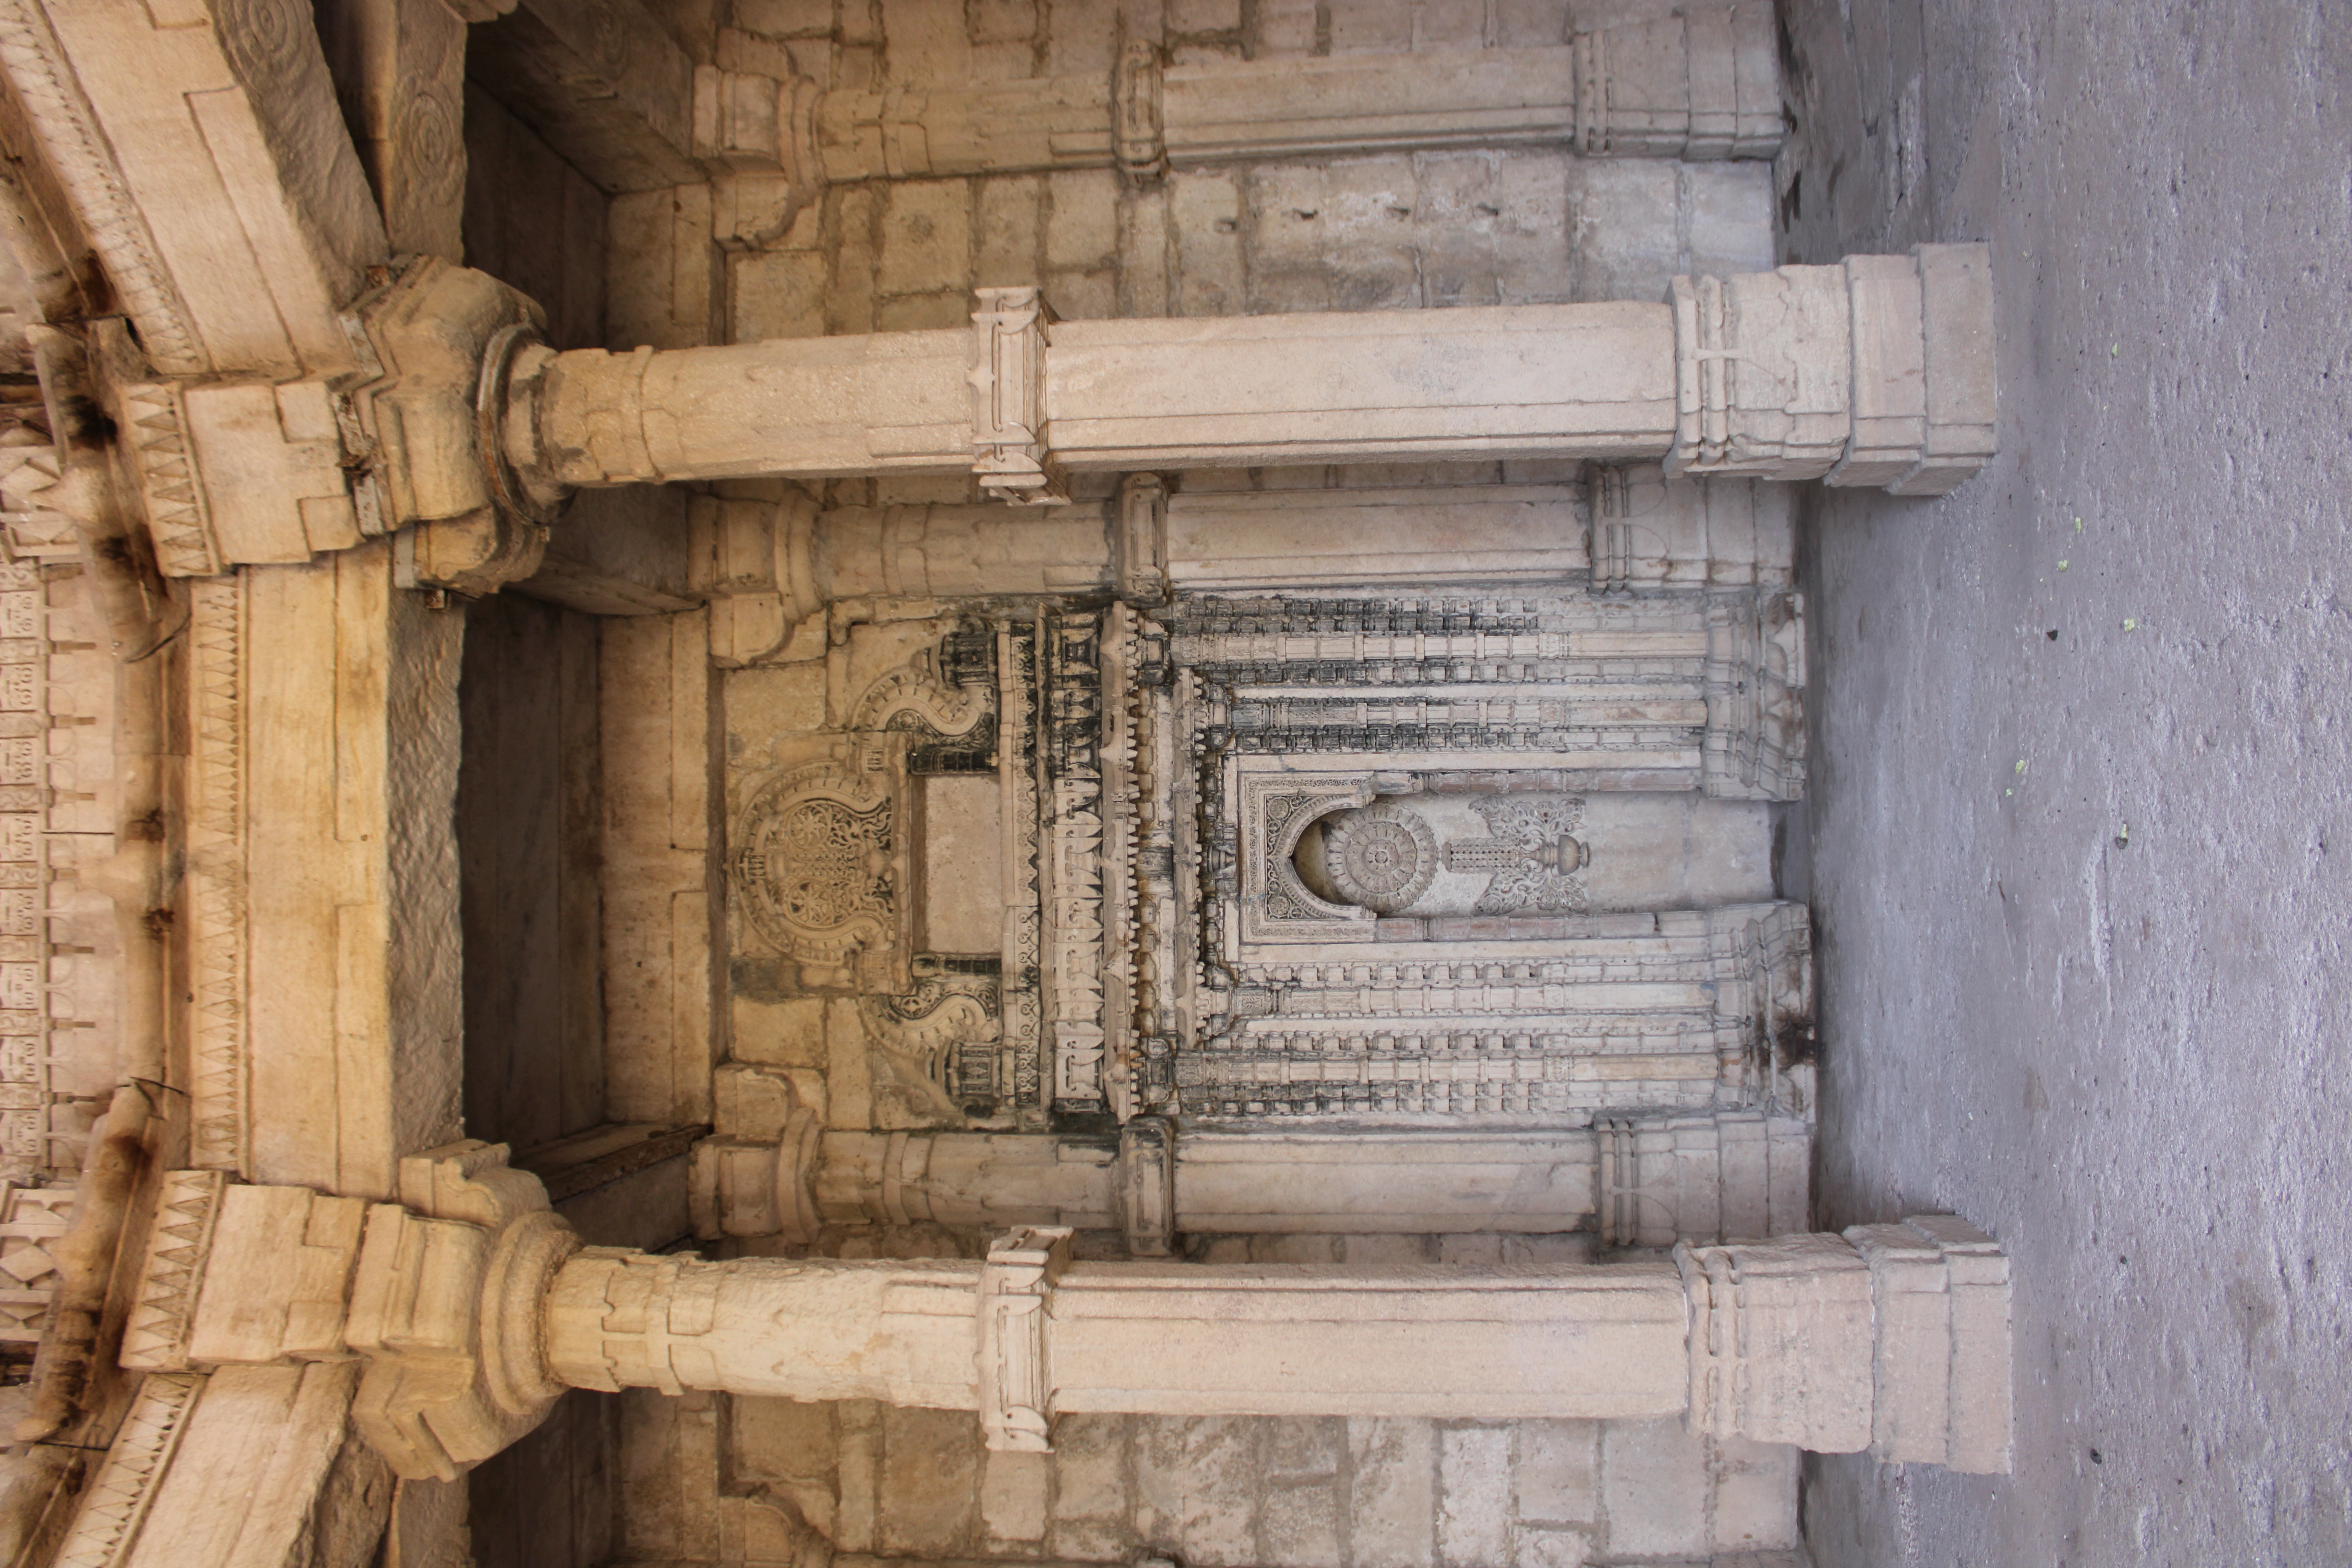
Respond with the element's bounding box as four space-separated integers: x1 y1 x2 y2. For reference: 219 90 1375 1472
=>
543 1218 2010 1466
103 249 1993 592
541 1233 1703 1424
125 1146 2011 1480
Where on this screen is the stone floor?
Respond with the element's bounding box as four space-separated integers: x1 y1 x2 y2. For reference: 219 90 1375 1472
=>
1778 2 2352 1563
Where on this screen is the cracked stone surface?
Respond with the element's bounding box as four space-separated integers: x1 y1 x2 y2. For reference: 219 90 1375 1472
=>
1779 2 2352 1562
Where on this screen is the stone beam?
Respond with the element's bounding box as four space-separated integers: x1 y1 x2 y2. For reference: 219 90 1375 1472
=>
0 0 390 377
109 1143 2012 1494
463 0 702 193
673 461 1790 662
816 11 1782 182
688 1111 1812 1257
177 542 468 1191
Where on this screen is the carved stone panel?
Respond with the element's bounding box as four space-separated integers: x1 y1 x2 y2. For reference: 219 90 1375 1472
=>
731 758 902 984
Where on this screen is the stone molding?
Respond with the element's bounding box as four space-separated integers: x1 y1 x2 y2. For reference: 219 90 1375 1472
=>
1111 41 1164 178
47 1369 203 1568
811 19 1779 182
969 286 1065 505
183 579 246 1172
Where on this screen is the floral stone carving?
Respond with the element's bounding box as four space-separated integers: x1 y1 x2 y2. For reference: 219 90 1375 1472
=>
732 762 897 971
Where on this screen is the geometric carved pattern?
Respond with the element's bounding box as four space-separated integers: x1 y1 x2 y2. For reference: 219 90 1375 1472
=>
116 383 221 578
185 581 246 1170
976 1226 1067 1452
0 1181 73 1341
118 1169 225 1371
50 1371 203 1568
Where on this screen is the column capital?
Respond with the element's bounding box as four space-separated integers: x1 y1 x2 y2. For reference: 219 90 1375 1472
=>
1679 1213 2013 1472
1668 243 1997 495
116 1141 579 1481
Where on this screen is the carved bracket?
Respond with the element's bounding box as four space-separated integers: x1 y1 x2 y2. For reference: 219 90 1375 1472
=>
969 288 1068 506
976 1225 1070 1451
1115 1118 1174 1256
1114 473 1169 606
116 1144 577 1483
690 1108 823 1244
347 1142 577 1481
1112 42 1165 179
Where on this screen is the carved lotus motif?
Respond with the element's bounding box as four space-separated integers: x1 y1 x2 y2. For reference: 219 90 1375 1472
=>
1318 803 1439 914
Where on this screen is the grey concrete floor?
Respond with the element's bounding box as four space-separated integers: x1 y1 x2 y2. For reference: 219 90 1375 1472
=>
1773 2 2352 1564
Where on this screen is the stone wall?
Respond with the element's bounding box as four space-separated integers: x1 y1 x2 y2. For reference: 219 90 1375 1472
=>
490 2 1805 1563
619 0 1775 376
616 1389 1805 1567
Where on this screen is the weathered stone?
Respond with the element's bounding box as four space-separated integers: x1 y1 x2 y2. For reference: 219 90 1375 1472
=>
1437 1425 1512 1567
1348 1417 1437 1568
1514 1419 1599 1526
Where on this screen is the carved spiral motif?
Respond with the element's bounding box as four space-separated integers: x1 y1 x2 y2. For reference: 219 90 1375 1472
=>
393 88 464 208
211 0 306 97
1319 804 1439 914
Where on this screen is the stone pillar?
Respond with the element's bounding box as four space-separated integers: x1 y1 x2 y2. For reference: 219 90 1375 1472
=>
545 1218 2009 1469
510 248 1994 509
691 1111 1812 1254
815 12 1780 181
122 1142 2011 1481
94 248 1992 593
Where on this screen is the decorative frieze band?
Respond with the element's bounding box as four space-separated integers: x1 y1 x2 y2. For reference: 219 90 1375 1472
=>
49 1370 203 1568
120 1169 226 1372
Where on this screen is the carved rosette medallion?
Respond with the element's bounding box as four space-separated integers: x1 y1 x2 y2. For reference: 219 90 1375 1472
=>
732 763 896 968
1319 803 1439 914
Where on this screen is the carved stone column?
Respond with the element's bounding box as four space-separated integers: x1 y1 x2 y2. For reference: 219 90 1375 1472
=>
123 1142 2011 1477
544 1218 2011 1470
508 248 1994 507
815 12 1781 181
93 248 1991 593
690 1111 1813 1256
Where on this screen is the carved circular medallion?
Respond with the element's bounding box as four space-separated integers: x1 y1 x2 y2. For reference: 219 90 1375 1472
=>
1319 804 1439 914
732 766 895 963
